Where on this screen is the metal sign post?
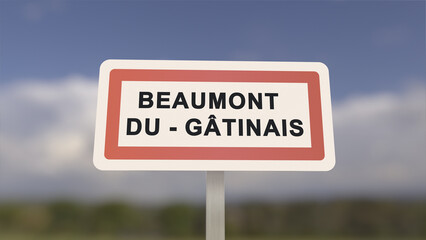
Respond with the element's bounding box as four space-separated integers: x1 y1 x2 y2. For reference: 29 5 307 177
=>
206 171 225 240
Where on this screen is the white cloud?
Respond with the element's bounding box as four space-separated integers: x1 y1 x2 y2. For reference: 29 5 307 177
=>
22 0 65 22
0 77 205 204
0 77 425 204
0 77 95 174
372 24 412 47
227 83 426 201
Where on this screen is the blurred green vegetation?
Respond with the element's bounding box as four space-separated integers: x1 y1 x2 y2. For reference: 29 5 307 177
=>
0 200 425 239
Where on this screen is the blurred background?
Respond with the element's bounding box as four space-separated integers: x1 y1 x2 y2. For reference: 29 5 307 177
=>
0 0 425 239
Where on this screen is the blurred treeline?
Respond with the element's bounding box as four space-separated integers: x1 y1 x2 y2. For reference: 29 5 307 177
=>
0 200 425 238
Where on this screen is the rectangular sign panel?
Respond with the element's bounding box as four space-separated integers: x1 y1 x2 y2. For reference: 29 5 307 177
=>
93 60 335 171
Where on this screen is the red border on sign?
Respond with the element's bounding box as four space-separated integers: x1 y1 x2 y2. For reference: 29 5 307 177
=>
105 69 324 160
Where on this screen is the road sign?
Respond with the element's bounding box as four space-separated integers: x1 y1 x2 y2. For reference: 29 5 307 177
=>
93 60 335 171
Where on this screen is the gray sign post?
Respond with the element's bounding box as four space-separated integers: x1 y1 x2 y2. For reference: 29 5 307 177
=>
206 171 225 240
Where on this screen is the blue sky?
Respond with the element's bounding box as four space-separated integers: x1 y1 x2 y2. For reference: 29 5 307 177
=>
0 1 425 203
1 1 424 99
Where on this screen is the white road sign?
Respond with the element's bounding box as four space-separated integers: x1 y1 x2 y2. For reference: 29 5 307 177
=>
93 60 335 171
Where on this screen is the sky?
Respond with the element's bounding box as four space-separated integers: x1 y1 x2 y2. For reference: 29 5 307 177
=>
0 0 425 204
